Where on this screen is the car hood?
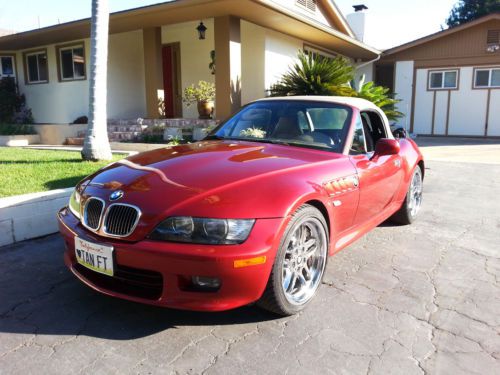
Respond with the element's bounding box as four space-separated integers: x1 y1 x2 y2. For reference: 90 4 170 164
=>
80 140 344 235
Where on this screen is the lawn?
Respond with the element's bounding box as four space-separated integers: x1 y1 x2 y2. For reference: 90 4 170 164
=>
0 148 125 198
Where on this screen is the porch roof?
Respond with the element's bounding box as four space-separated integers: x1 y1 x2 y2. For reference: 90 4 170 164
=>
0 0 379 60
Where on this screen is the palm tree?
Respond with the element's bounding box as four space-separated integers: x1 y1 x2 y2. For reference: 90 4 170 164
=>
268 51 356 97
353 80 403 121
82 0 112 161
269 50 402 121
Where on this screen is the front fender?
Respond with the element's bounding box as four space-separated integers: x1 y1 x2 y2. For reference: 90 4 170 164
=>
396 138 424 202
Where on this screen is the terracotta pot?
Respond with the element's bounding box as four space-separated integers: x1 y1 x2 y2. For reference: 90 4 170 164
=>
197 100 214 119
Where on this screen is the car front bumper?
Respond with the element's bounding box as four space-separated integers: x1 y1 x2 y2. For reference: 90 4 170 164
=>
57 207 283 311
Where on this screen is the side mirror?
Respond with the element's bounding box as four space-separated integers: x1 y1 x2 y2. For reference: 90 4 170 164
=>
373 138 400 157
391 127 407 139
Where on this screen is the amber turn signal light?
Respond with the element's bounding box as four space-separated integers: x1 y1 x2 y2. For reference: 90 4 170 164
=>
233 256 267 268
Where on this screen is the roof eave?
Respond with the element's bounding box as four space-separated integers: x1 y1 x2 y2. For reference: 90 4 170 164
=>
0 0 380 59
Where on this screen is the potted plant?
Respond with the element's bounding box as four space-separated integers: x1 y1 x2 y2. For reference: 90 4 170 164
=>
183 81 215 119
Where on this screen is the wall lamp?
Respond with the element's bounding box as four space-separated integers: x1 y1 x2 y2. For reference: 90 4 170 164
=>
197 21 207 40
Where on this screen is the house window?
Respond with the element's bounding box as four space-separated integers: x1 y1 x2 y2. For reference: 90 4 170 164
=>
304 45 337 60
296 0 317 12
474 68 500 88
24 51 48 84
0 56 15 77
57 43 86 81
428 70 458 90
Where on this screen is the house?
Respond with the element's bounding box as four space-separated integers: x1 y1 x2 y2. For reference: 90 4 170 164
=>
377 13 500 137
0 0 379 125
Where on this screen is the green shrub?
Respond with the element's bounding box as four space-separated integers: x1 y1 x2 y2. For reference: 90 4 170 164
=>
268 51 356 97
268 50 403 120
0 123 37 135
0 77 34 124
354 81 403 121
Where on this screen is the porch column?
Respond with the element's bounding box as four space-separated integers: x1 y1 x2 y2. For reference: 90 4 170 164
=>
214 16 241 120
143 27 163 119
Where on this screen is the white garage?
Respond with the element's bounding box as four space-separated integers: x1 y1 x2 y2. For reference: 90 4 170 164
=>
376 13 500 137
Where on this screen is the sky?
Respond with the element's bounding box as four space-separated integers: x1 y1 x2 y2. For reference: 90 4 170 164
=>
335 0 458 49
0 0 459 50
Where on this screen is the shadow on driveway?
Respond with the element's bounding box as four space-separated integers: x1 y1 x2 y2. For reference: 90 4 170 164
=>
415 136 500 147
0 235 277 341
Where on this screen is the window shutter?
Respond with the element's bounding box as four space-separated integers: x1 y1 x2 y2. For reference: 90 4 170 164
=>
487 30 500 45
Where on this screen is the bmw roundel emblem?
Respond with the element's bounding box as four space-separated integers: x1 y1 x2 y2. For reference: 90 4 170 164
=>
109 190 124 201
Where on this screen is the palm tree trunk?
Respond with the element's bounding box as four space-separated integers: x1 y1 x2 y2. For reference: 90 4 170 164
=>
82 0 112 161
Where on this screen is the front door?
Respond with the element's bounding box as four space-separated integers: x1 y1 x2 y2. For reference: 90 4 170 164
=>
161 43 182 118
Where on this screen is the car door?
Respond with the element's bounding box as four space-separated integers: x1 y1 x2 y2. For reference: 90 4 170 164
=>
349 111 404 226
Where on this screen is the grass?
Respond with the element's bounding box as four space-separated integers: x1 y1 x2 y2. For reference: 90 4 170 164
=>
0 148 125 198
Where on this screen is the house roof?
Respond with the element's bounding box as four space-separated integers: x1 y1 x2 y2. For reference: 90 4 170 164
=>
384 13 500 56
317 0 355 38
0 0 379 60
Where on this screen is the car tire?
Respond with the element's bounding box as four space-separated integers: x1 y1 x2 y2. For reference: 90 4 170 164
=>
258 204 329 316
391 165 423 225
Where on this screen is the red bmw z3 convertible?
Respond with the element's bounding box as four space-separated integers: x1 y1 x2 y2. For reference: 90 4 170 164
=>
58 97 424 316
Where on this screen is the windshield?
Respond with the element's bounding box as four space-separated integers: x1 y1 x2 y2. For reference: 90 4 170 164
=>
209 100 353 153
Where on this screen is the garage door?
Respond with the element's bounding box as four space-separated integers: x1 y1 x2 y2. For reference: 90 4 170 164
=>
413 66 500 136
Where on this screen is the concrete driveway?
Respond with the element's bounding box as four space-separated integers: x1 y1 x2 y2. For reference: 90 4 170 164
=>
416 136 500 164
0 140 499 374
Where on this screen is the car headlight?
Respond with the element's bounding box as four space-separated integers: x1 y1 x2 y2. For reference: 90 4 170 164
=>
68 189 81 219
149 217 255 244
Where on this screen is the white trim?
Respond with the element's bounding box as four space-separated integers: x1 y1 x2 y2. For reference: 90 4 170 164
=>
304 44 337 59
0 55 15 78
59 44 86 81
428 69 458 90
25 50 48 84
474 67 500 88
256 0 380 56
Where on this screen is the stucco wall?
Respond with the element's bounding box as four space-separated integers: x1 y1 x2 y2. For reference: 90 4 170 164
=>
394 60 414 128
264 29 303 91
161 20 215 119
15 30 146 124
242 20 306 104
355 63 373 83
16 41 90 124
107 30 146 120
241 20 266 104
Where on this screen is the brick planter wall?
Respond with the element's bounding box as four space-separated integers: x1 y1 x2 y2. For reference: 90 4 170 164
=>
107 118 219 142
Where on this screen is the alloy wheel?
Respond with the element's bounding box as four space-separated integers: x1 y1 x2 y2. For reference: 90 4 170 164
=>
281 217 327 305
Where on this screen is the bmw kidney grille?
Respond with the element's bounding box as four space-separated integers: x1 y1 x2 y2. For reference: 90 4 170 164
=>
82 197 140 237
